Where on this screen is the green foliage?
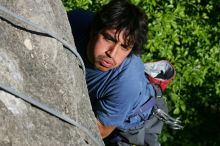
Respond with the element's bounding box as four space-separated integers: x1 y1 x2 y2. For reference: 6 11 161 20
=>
62 0 109 11
62 0 92 11
140 0 220 145
62 0 220 145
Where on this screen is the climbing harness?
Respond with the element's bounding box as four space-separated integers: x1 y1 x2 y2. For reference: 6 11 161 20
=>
129 96 156 120
0 5 104 146
121 60 183 132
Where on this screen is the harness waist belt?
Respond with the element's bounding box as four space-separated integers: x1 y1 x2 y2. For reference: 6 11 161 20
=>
129 96 156 119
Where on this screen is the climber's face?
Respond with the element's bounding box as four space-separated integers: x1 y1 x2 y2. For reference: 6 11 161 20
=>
87 28 133 72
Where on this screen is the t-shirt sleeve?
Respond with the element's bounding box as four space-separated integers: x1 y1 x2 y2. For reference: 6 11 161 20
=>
95 79 141 127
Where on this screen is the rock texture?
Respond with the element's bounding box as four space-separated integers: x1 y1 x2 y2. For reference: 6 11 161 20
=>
0 0 103 145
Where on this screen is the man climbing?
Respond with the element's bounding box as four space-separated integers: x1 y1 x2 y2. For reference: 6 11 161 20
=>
68 0 169 145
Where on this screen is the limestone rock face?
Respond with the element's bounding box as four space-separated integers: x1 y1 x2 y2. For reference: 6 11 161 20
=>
0 0 102 146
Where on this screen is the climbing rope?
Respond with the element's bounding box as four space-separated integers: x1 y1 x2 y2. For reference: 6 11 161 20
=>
0 84 104 146
0 5 85 75
0 5 104 146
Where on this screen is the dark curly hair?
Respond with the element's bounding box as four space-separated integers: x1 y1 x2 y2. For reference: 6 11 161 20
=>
90 0 148 55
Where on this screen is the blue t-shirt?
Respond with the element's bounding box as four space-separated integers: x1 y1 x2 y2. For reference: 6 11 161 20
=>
68 9 155 130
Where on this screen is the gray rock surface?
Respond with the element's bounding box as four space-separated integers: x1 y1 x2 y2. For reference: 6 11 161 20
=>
0 0 103 145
